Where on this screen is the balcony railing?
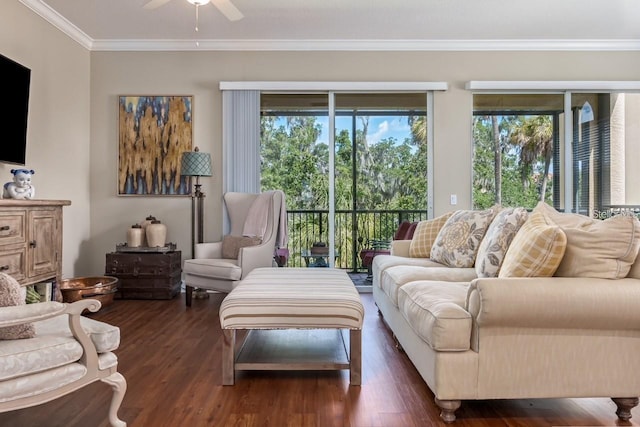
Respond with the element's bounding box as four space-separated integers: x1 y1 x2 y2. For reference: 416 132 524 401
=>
285 209 428 271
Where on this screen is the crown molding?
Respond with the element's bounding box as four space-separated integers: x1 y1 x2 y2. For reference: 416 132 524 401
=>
91 38 640 52
19 0 93 50
19 0 640 52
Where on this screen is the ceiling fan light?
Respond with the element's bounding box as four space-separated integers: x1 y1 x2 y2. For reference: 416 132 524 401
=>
187 0 210 5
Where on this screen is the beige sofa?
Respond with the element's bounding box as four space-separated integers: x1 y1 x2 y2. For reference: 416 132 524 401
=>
372 203 640 422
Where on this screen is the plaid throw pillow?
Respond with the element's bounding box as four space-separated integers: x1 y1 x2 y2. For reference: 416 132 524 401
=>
409 212 453 258
499 210 567 277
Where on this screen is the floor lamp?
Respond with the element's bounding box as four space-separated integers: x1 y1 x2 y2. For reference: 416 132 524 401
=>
180 147 212 259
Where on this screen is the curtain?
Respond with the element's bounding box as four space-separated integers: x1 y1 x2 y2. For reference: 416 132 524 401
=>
222 90 261 193
221 89 261 232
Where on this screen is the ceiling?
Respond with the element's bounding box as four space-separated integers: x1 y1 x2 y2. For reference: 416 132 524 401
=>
19 0 640 51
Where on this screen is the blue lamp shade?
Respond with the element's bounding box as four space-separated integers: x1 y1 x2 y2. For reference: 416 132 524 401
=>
181 148 212 177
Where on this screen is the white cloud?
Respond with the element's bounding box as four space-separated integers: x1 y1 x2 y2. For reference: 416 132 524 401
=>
367 120 390 144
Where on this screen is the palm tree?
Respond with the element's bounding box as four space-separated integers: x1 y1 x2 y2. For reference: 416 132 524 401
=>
508 115 553 201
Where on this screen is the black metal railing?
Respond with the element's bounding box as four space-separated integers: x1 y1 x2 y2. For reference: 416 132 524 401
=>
284 209 428 271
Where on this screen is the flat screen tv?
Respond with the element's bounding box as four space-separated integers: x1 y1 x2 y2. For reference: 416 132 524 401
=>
0 53 31 165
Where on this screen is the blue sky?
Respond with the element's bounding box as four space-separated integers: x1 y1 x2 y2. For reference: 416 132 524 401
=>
316 115 412 145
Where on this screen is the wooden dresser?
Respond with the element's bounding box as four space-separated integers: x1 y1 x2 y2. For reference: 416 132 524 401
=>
0 199 71 290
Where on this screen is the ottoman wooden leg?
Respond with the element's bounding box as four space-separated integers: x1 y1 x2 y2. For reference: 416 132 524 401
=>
350 329 362 386
222 329 236 385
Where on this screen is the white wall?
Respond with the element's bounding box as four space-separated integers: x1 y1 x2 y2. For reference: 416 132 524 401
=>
0 1 90 279
5 2 640 276
89 50 640 274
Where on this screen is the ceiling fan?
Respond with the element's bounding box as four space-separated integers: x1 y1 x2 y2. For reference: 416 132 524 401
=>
143 0 244 22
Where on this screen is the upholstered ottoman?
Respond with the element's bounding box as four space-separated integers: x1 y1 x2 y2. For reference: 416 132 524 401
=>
219 267 364 385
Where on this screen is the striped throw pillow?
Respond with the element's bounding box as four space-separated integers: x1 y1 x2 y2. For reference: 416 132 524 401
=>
409 212 454 258
498 210 567 277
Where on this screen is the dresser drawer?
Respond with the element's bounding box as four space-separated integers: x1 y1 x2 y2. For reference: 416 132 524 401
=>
0 212 26 246
0 246 26 281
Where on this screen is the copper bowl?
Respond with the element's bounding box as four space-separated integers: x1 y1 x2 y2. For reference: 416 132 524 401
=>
59 276 119 309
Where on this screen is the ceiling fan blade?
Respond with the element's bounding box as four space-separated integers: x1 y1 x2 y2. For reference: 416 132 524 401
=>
211 0 244 21
143 0 173 10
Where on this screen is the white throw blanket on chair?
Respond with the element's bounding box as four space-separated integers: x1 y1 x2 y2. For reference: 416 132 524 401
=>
242 191 273 239
242 190 288 248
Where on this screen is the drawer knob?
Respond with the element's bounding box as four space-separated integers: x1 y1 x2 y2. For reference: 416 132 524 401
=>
0 225 9 231
0 265 9 271
29 240 37 248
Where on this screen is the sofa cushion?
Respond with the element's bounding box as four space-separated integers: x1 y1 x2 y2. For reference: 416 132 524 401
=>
409 212 453 258
221 235 262 259
628 250 640 279
371 255 445 288
430 207 498 268
475 207 529 278
536 202 640 279
381 265 477 307
0 273 36 340
397 281 471 351
36 314 121 353
499 209 567 277
0 315 120 381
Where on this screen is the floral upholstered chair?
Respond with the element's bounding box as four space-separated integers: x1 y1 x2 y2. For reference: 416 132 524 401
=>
0 273 127 427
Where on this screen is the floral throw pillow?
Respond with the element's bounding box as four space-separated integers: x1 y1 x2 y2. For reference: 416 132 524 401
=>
0 272 36 340
475 207 529 278
430 207 499 268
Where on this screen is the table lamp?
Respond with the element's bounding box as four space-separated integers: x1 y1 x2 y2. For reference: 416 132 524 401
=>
181 147 212 258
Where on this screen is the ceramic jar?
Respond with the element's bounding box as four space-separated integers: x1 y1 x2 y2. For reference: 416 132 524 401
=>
146 220 167 248
126 224 144 248
140 215 157 247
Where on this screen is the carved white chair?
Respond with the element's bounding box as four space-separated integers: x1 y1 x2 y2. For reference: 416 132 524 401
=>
0 279 127 427
183 190 286 305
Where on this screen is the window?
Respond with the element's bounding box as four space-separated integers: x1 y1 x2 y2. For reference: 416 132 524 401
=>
472 94 563 210
471 87 640 217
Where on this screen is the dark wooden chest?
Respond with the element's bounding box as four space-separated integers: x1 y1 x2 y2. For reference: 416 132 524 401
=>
105 251 181 300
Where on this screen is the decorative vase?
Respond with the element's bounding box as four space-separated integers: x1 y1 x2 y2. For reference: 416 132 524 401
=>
140 215 157 247
126 224 144 248
146 220 167 248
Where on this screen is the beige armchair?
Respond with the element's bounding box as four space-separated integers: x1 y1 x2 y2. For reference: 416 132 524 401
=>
0 299 127 427
183 190 286 305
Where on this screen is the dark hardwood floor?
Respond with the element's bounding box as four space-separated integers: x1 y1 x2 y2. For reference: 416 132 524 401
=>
1 290 638 427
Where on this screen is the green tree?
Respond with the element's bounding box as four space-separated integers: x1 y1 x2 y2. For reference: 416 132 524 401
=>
507 115 553 202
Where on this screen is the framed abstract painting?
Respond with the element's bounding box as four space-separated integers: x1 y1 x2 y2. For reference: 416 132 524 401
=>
118 95 193 195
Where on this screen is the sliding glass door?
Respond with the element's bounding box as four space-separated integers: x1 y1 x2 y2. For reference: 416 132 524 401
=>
261 92 431 270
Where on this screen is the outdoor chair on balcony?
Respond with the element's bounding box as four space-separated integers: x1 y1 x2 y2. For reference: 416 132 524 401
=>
359 220 417 279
